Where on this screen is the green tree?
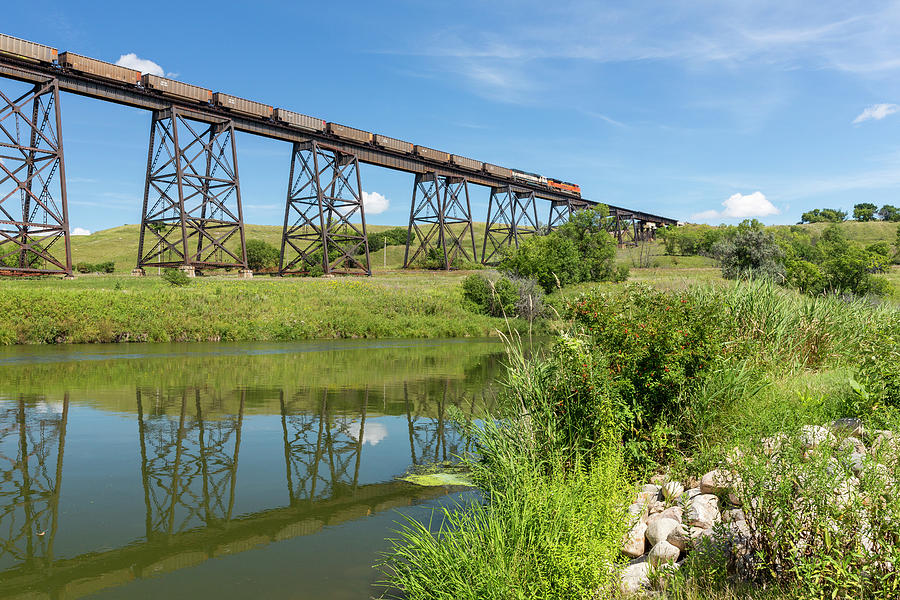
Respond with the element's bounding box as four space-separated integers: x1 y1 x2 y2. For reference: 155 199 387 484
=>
853 202 878 221
500 233 581 293
800 208 847 223
245 239 280 272
556 205 620 282
878 204 900 222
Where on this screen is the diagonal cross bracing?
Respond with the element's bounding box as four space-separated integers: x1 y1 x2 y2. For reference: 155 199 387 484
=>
480 186 540 265
136 107 247 270
279 140 371 275
0 78 71 275
403 172 476 270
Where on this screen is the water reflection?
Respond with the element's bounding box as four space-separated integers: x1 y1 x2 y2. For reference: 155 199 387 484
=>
0 340 507 599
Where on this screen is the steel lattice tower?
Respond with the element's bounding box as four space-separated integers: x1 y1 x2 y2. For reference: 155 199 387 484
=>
0 78 70 276
403 173 476 270
280 141 371 275
136 107 248 274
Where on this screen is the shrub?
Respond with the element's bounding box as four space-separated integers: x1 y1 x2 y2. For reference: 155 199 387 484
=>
566 284 725 466
162 267 191 286
461 273 542 320
75 262 93 273
712 220 785 282
246 239 280 272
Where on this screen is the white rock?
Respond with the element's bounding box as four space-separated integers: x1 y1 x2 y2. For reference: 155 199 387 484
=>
681 487 702 501
848 452 865 476
641 483 662 495
627 501 648 522
800 425 834 450
831 418 864 437
622 521 648 558
662 481 684 501
687 494 720 529
839 436 867 455
761 433 788 456
666 523 690 551
646 517 680 547
648 540 681 567
619 559 650 595
659 506 683 523
722 508 745 523
700 469 732 495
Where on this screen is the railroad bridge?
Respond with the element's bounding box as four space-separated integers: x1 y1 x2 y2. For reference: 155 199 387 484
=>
0 33 677 278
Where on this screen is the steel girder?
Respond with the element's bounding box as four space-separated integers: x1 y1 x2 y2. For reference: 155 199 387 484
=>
0 78 71 276
136 107 247 271
481 186 539 264
279 140 371 275
403 172 476 270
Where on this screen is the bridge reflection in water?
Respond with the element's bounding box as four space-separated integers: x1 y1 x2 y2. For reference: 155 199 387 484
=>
0 377 492 600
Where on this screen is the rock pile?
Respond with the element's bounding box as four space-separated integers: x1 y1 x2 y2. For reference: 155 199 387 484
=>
618 418 897 596
618 473 746 594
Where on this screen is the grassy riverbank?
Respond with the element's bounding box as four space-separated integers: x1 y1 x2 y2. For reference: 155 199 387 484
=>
380 281 900 599
0 272 537 344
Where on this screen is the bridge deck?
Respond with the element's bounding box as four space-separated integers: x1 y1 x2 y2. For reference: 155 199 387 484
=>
0 56 677 227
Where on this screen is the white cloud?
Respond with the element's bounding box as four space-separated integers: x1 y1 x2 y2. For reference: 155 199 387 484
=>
71 227 91 236
347 421 388 446
852 103 899 124
362 191 390 215
115 53 164 76
691 191 780 222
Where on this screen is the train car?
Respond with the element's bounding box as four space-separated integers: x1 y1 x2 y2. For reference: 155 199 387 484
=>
414 145 450 163
0 33 57 63
547 179 581 195
511 169 548 187
214 93 273 119
142 74 212 104
327 123 373 144
451 155 482 171
483 163 512 180
374 134 413 154
274 108 325 132
59 52 140 85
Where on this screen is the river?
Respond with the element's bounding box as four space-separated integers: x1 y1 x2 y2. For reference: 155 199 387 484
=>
0 338 509 600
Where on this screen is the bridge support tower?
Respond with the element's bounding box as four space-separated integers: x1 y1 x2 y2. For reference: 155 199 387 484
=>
280 141 370 275
0 78 71 276
403 172 476 270
136 107 248 275
481 186 539 264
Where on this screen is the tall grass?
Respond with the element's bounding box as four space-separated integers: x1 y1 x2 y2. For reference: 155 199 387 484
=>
380 342 630 600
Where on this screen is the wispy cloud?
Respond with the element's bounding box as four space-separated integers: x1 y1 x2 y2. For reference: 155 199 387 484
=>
852 103 899 124
71 227 91 236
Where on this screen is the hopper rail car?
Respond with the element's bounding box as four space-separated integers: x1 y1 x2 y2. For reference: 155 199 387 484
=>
0 32 676 277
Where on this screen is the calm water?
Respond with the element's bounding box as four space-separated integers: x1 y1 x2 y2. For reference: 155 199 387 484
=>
0 339 508 600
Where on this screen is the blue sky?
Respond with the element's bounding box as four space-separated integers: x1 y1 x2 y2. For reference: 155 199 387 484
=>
6 0 900 234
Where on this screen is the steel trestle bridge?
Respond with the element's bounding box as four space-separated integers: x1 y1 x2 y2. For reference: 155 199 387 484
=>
0 40 677 277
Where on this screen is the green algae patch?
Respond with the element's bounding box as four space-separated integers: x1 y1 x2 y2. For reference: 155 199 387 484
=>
399 472 475 487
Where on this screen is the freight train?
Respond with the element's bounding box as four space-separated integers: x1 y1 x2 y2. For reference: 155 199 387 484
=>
0 32 581 197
